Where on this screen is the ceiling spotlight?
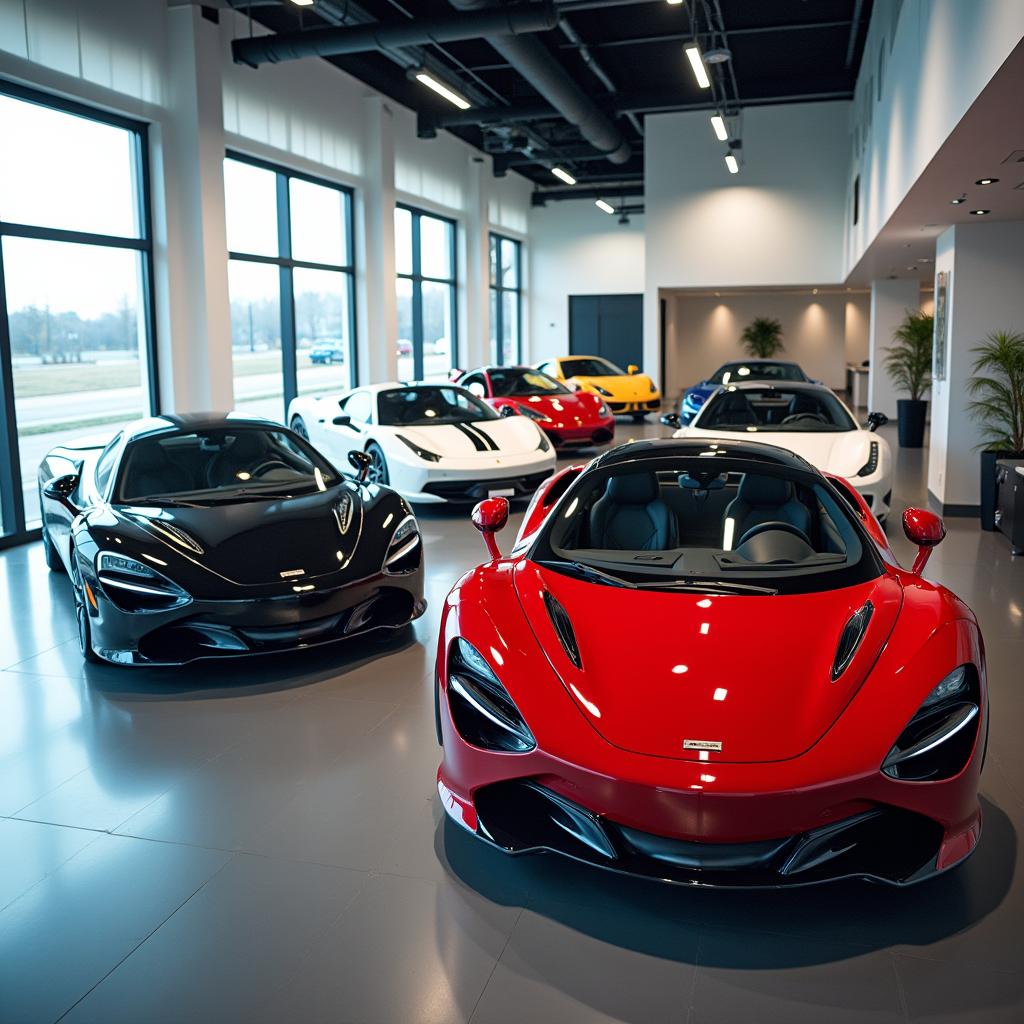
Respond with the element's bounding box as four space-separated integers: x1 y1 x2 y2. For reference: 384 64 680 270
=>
703 48 732 64
414 71 470 110
724 153 739 174
950 197 965 204
710 114 728 141
289 0 315 5
975 178 999 185
969 209 991 215
551 166 576 185
812 288 819 295
595 199 615 215
684 44 711 89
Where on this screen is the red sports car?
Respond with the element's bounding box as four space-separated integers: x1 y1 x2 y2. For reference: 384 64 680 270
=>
454 365 615 450
434 437 986 887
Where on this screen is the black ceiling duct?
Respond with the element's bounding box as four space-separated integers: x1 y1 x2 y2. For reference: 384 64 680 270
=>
233 4 559 67
449 0 631 165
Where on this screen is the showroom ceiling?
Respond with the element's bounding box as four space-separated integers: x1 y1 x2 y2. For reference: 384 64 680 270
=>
226 0 874 199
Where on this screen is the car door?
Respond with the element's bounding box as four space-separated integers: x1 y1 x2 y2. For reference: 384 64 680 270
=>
325 390 373 462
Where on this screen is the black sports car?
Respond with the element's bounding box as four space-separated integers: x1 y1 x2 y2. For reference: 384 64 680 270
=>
37 413 425 666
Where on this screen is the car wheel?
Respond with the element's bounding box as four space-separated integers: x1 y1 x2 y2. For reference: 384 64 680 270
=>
366 442 389 485
70 550 100 664
40 510 64 573
290 416 309 440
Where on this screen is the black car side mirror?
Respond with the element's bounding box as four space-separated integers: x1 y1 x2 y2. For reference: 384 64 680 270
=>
43 474 79 509
660 413 682 429
499 404 518 418
332 414 352 427
867 411 888 432
348 450 372 482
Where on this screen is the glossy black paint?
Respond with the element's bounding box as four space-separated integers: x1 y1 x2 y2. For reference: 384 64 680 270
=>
37 414 425 666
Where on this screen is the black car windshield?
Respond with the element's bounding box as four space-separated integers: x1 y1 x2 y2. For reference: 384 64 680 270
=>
561 357 624 377
114 427 340 504
490 368 569 397
698 387 856 433
377 386 498 426
709 362 806 384
531 455 880 595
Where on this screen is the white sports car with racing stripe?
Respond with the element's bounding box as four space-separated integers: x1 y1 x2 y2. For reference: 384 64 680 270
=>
288 383 556 504
664 381 893 523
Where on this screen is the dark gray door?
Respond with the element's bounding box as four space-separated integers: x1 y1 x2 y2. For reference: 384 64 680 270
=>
568 294 644 370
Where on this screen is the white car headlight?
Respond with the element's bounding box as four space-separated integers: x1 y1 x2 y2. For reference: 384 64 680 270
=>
857 441 880 477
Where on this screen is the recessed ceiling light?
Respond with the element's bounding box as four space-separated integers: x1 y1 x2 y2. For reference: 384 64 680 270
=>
684 44 711 89
970 209 991 215
724 153 739 174
594 199 614 215
917 257 933 263
551 166 576 185
975 178 999 185
812 288 818 295
950 197 965 204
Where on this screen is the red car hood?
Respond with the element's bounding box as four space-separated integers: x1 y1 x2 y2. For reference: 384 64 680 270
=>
507 392 602 421
514 562 903 764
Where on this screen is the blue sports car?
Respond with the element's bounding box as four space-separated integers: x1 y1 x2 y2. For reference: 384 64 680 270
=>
678 359 816 424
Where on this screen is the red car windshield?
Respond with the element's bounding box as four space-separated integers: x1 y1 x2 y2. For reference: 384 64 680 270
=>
490 368 570 397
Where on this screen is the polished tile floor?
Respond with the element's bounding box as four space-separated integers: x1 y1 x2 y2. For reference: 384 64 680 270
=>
1 423 1022 1024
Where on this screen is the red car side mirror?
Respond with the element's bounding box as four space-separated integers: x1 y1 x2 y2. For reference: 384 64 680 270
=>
472 497 509 560
903 507 945 575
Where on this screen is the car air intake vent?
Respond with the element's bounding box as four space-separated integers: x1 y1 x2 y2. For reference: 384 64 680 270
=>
831 600 873 681
544 591 582 669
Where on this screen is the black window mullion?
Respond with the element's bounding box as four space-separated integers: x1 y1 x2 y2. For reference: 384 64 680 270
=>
136 124 160 415
411 213 424 380
276 172 297 413
0 251 25 538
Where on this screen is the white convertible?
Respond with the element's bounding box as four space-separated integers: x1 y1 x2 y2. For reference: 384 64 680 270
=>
666 381 893 523
287 382 556 504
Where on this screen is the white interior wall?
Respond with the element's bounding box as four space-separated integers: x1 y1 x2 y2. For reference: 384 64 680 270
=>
867 278 922 421
528 202 645 364
845 294 870 366
846 0 1024 272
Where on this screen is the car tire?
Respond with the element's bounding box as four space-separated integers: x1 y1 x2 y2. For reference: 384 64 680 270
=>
366 442 389 485
40 512 64 573
290 416 309 440
70 549 100 664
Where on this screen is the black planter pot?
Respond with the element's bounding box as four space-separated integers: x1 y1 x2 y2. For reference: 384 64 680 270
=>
981 448 1024 530
896 399 927 448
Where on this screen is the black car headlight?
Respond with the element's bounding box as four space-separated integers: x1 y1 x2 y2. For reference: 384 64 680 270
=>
536 432 551 453
649 380 657 393
397 434 441 462
96 552 191 613
518 405 550 423
596 401 610 417
446 638 535 752
384 514 420 573
592 384 612 397
882 665 980 781
857 441 880 477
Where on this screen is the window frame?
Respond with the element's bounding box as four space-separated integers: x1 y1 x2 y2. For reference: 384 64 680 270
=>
489 232 522 366
225 150 358 416
395 204 458 380
0 80 158 549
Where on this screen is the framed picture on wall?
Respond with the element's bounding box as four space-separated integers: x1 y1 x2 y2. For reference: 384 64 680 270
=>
933 271 949 382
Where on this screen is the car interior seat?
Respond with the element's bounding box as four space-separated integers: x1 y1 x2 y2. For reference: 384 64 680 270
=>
723 474 812 545
589 473 678 550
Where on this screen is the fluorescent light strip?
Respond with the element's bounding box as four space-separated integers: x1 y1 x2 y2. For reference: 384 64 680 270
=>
710 114 728 141
725 153 739 174
595 199 615 214
685 45 711 89
667 0 684 5
290 0 315 6
415 72 470 110
551 166 576 185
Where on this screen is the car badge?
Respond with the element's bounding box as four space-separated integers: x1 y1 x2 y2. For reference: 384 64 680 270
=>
335 493 354 534
683 739 722 752
279 568 306 578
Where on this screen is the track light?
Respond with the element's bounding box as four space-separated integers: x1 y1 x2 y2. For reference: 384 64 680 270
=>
289 0 315 6
725 153 739 174
710 114 728 141
975 178 998 186
969 209 990 216
595 199 615 215
414 71 470 110
684 44 711 89
552 167 576 185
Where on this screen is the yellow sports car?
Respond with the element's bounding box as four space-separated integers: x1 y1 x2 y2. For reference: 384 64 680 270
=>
535 355 662 421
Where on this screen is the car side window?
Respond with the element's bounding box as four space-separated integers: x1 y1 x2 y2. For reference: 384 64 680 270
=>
93 434 123 499
341 392 372 424
537 361 555 377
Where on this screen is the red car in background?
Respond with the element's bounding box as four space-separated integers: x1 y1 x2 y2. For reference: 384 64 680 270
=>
453 365 615 451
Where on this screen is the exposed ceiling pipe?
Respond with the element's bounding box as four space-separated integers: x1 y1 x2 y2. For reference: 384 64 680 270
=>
232 4 559 67
449 0 631 165
532 182 644 204
845 0 866 68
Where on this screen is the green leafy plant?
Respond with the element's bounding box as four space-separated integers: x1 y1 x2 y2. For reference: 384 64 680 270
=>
740 317 784 358
967 330 1024 451
884 309 933 401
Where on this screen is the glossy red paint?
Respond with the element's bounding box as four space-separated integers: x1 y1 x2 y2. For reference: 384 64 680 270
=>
471 497 509 560
903 507 947 575
437 450 986 886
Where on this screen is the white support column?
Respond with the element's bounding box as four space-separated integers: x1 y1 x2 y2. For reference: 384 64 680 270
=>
150 4 232 413
463 157 491 369
928 221 1024 512
357 94 397 385
867 278 921 420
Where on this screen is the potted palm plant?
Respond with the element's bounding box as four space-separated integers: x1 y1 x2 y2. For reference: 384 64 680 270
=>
966 330 1024 530
884 310 933 447
740 317 784 359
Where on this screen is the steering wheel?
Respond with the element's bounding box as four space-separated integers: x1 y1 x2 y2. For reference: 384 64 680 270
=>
736 520 812 548
781 412 828 425
248 459 289 479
